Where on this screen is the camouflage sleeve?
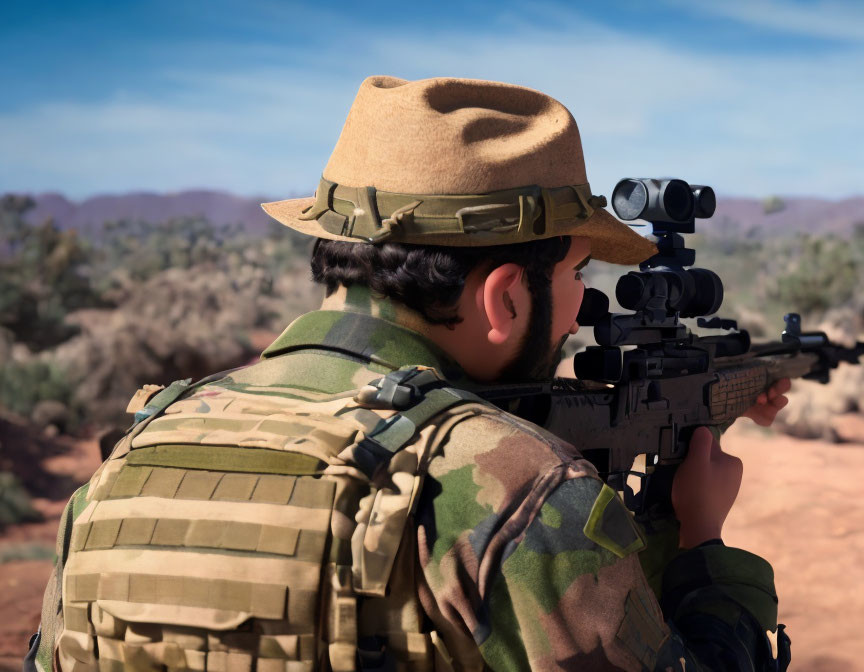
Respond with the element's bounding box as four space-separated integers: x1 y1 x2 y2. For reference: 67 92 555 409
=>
659 543 789 670
635 509 682 600
415 411 786 671
25 484 90 672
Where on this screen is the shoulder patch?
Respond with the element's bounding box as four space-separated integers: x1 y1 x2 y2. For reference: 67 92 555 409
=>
583 483 646 558
125 384 165 414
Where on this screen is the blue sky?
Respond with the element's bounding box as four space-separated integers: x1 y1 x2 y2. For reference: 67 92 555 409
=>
2 0 863 200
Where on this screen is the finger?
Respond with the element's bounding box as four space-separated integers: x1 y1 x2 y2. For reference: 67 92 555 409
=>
756 392 768 405
760 401 787 424
770 396 789 410
749 410 771 426
710 433 723 458
726 452 744 483
768 378 791 400
749 405 777 426
718 446 743 467
688 427 714 463
743 405 767 419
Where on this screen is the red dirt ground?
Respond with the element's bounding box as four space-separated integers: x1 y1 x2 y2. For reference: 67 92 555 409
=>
0 435 101 671
1 423 862 671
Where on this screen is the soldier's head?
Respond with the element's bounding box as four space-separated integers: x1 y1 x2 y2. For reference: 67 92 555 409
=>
263 76 656 382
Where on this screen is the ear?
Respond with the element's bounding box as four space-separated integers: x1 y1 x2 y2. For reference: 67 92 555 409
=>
483 263 525 345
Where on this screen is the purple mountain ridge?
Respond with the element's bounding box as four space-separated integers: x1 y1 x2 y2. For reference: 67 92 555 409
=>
17 190 864 240
23 190 301 238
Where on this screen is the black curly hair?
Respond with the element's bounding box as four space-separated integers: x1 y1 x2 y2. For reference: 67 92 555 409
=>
310 237 571 326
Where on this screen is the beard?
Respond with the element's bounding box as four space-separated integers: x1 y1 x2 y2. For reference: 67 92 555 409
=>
497 279 567 382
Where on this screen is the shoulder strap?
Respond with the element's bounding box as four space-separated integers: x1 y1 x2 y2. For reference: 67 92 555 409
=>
347 366 486 600
130 364 249 427
130 377 193 426
351 366 485 479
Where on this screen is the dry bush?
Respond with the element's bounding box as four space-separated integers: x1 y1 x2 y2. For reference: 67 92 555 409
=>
45 265 321 427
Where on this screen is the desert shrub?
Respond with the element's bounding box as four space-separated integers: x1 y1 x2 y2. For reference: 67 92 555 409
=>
0 542 54 563
0 196 102 350
0 360 75 420
0 471 43 528
94 217 238 283
763 234 862 316
89 217 310 304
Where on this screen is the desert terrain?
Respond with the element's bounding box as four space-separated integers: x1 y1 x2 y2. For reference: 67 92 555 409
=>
723 421 864 671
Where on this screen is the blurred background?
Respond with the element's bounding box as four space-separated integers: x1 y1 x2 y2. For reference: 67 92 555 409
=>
1 1 863 669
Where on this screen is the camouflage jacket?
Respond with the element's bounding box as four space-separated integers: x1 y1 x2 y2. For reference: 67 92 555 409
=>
31 286 786 671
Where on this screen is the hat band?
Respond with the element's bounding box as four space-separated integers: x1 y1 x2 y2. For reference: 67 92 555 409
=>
299 177 607 244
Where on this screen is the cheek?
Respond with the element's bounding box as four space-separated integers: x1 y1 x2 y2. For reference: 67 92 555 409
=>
551 275 584 338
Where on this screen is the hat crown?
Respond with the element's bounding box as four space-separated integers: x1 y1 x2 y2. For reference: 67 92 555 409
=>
323 76 588 194
261 76 658 265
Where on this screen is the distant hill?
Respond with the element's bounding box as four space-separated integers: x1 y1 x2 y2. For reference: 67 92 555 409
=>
23 190 296 238
17 189 864 240
710 196 864 240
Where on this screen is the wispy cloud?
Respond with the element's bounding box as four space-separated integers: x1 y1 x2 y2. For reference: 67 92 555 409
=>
1 3 862 199
667 0 864 42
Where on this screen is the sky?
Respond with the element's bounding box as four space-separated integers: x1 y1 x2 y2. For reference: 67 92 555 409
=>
1 0 863 200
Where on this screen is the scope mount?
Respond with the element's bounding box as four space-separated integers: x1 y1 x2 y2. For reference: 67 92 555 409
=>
573 178 744 383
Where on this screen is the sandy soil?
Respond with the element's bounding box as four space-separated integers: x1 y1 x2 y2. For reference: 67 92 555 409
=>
723 422 864 672
1 424 862 671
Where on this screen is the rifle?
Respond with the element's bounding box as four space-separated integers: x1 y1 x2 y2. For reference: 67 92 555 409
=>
480 178 864 514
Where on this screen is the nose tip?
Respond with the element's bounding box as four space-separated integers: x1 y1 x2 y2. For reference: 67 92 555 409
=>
569 322 580 335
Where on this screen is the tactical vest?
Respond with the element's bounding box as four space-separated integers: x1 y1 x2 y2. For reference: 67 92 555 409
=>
56 363 487 672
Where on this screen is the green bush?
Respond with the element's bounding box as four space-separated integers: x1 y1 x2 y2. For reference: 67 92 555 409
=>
0 542 55 563
0 472 43 528
0 359 74 419
1 195 102 350
765 235 862 315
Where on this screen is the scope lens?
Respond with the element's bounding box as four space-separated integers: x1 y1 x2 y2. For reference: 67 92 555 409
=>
615 272 649 311
662 180 695 222
693 186 716 218
611 179 647 221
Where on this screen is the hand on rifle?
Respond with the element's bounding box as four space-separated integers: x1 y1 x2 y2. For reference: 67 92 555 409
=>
741 377 792 426
672 378 792 548
673 427 741 548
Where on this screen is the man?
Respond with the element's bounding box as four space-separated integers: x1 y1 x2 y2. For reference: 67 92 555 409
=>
30 76 791 671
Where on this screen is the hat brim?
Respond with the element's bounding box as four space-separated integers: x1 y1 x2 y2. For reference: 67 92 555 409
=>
261 197 657 266
572 207 657 265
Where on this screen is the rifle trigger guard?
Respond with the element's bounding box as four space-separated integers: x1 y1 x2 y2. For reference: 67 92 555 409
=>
608 470 652 514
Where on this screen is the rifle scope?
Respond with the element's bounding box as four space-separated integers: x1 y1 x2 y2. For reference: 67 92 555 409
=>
577 177 725 359
615 267 723 318
611 178 715 229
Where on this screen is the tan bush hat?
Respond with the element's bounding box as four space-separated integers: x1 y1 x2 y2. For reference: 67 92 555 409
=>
262 76 657 265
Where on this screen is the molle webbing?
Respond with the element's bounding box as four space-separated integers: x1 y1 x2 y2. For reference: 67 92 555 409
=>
66 573 291 618
60 364 480 672
61 460 335 671
126 444 326 475
300 177 607 245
